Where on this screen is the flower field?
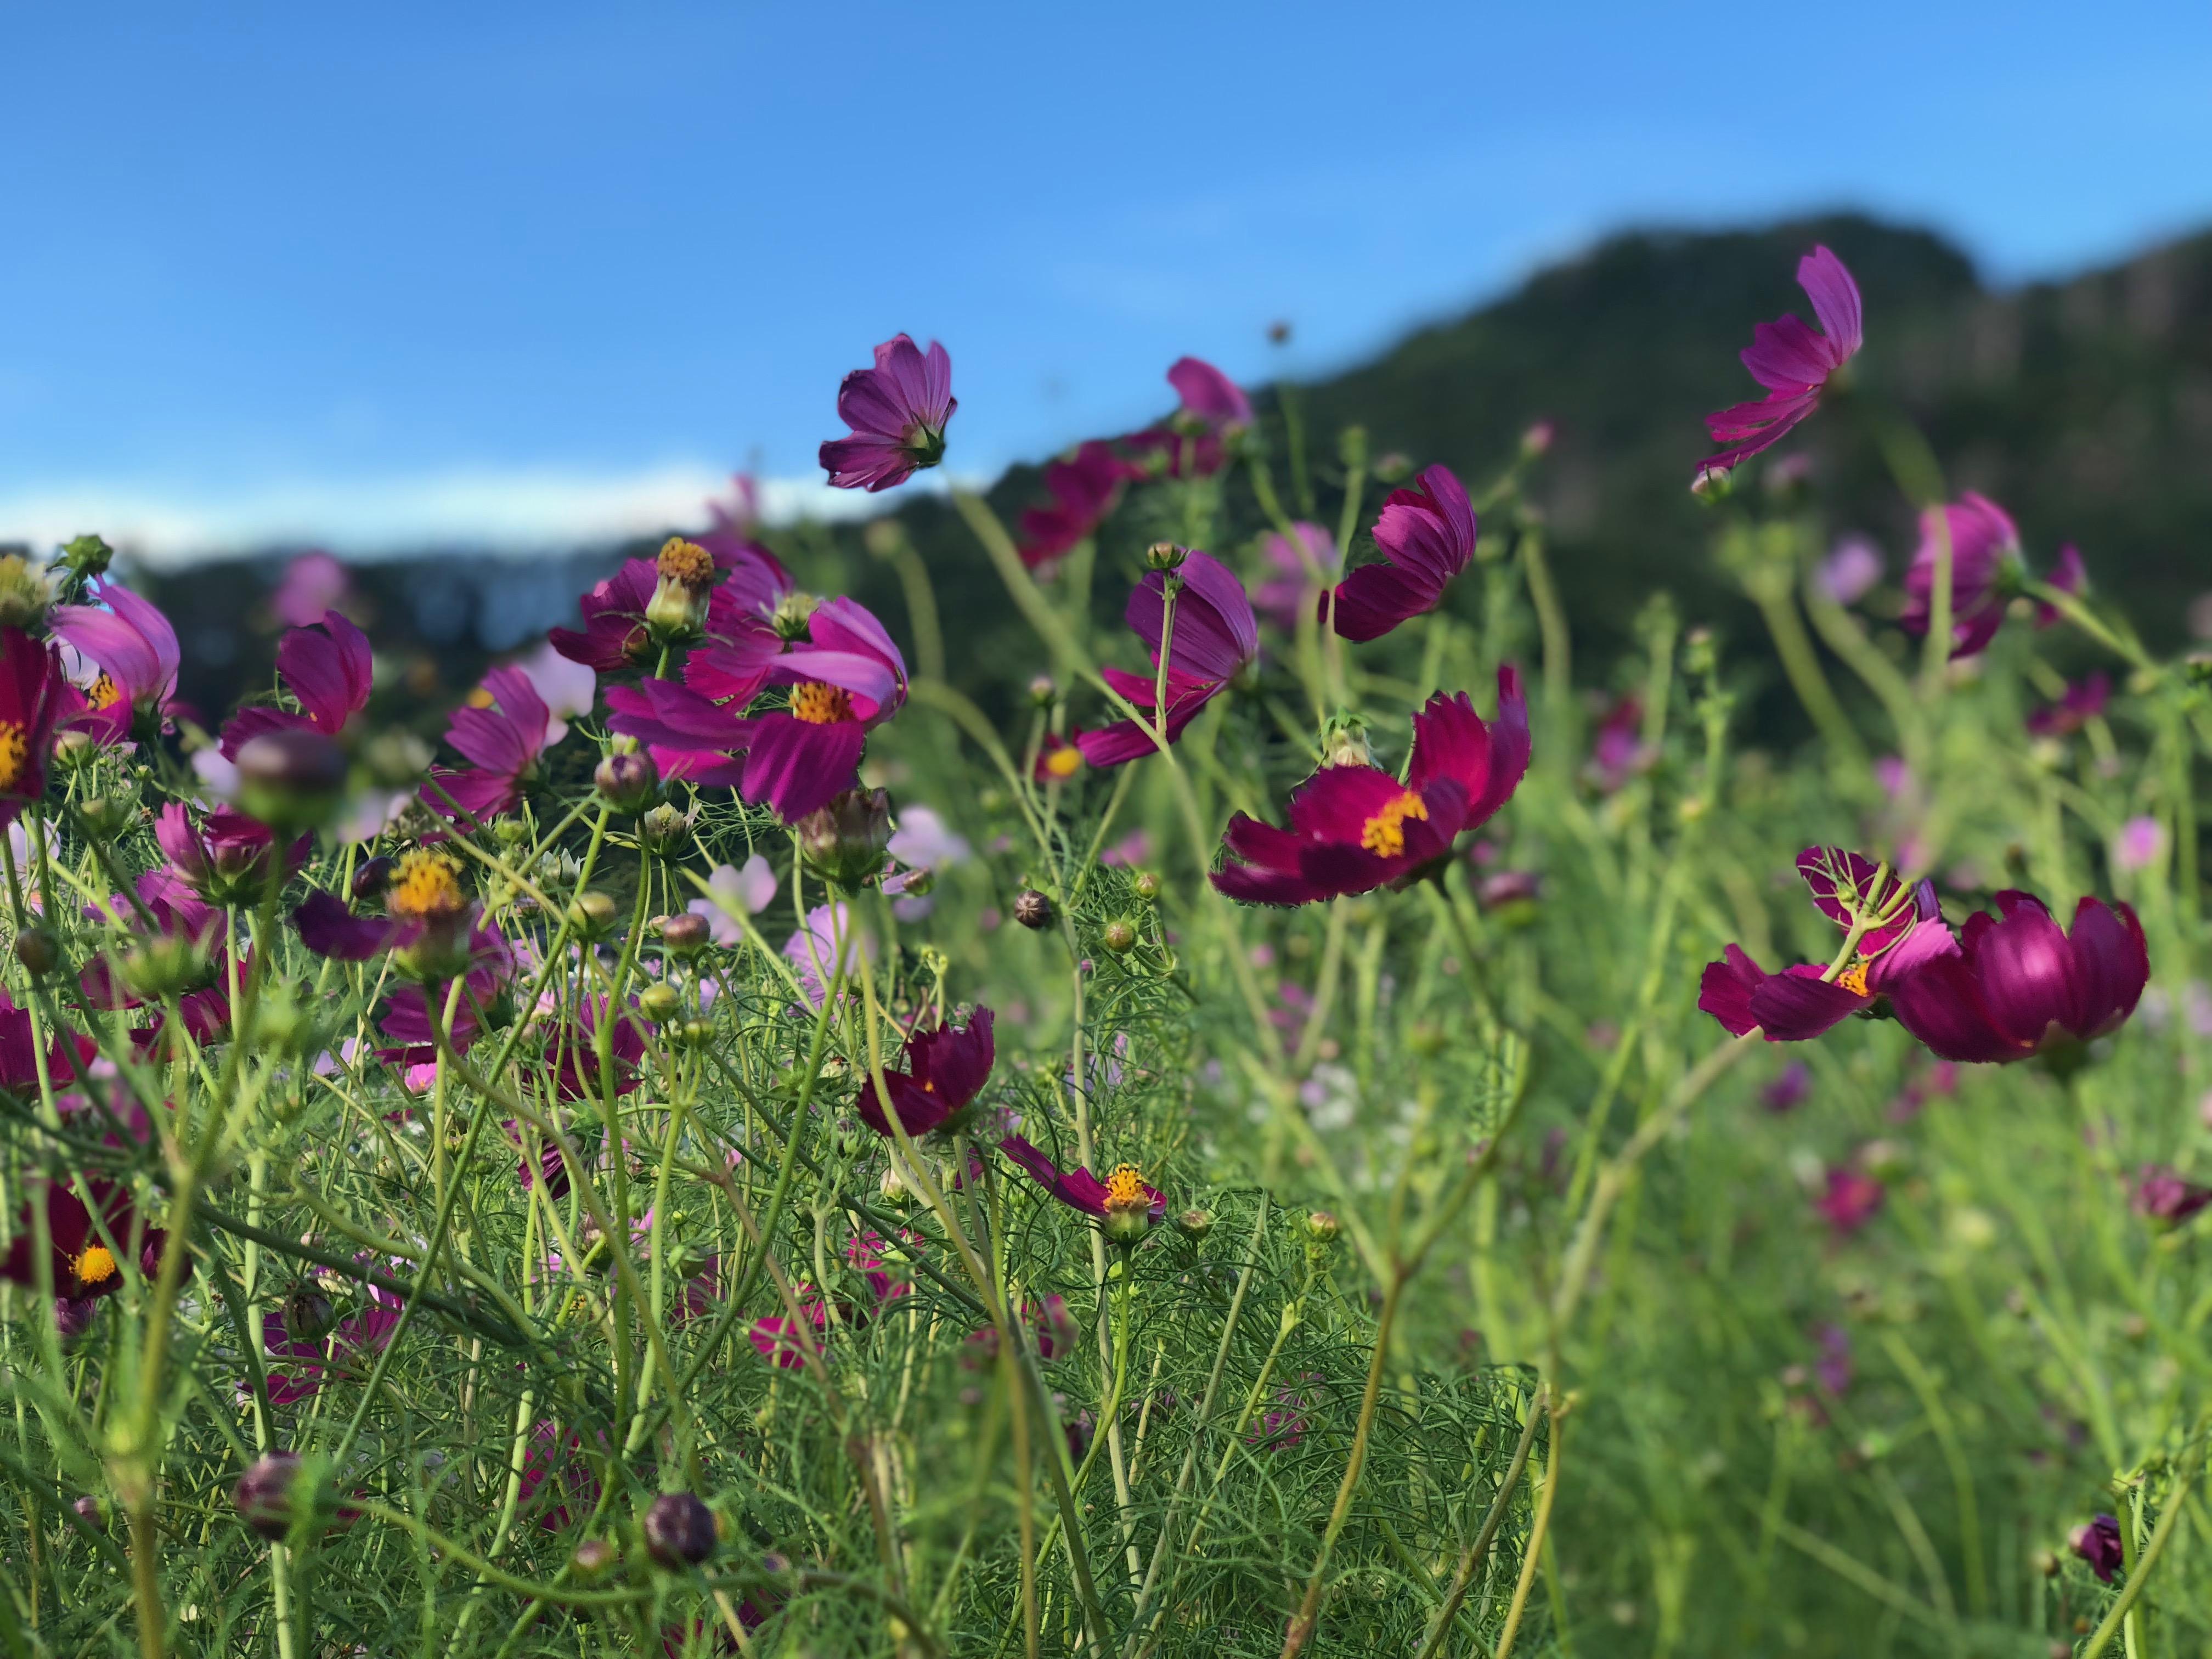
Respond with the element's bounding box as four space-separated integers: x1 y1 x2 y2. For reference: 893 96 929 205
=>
2 249 2208 1658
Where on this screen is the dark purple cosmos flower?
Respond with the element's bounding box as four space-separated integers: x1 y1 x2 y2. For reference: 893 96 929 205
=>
1886 891 2149 1064
77 867 240 1051
1585 693 1649 794
220 612 373 757
2131 1165 2212 1224
2070 1514 2124 1583
424 665 555 823
1018 442 1128 572
608 597 906 822
1252 522 1340 634
51 582 183 744
155 804 307 902
506 1119 570 1198
2026 672 2109 738
1328 465 1477 642
549 541 788 674
1 1178 166 1301
749 1232 911 1369
819 334 956 492
1700 848 1956 1043
295 849 506 991
997 1136 1165 1244
0 993 96 1093
262 1283 401 1406
516 1421 598 1533
1761 1060 1812 1113
857 1007 995 1138
544 995 650 1102
1898 494 2078 658
375 933 516 1064
1815 1165 1884 1234
0 629 69 827
1212 669 1530 906
1700 245 1863 476
1075 552 1259 769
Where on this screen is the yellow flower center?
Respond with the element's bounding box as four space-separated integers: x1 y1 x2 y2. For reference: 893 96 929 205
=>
88 672 125 711
74 1245 118 1290
1359 791 1428 857
1103 1164 1149 1213
388 850 468 921
1043 746 1083 780
656 537 716 592
465 685 496 708
1836 958 1871 997
0 719 27 791
788 682 853 725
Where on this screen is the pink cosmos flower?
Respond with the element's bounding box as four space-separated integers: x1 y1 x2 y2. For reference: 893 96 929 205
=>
1815 1165 1884 1235
1018 441 1129 572
155 803 307 902
1899 493 2024 657
220 611 374 758
424 665 556 823
270 552 351 628
0 630 70 828
1585 693 1649 793
1700 245 1863 476
688 856 778 945
608 597 907 822
51 582 183 744
262 1286 402 1406
2025 673 2109 738
819 334 956 492
1328 465 1476 642
543 994 650 1101
1075 552 1258 769
2115 816 2166 873
997 1135 1165 1234
857 1007 995 1138
548 542 788 674
1252 522 1340 633
1818 537 1884 606
1119 356 1251 478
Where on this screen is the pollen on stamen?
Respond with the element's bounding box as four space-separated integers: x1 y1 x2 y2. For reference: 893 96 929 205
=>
788 682 853 725
656 537 717 592
1104 1165 1148 1209
387 850 469 921
0 719 27 791
74 1245 118 1289
87 672 126 712
1359 791 1429 857
1836 960 1872 997
1043 747 1082 780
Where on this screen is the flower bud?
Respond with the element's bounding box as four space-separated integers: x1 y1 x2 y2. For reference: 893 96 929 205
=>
0 555 52 629
1318 713 1372 770
119 932 214 1001
52 729 96 770
1132 871 1163 903
1370 450 1412 483
234 1451 307 1541
678 1019 713 1049
659 911 710 955
571 1537 618 1577
1144 541 1186 573
1338 425 1369 471
637 803 695 859
1681 626 1718 679
595 749 658 814
360 729 431 790
14 926 61 979
283 1285 337 1344
797 788 893 890
71 1493 101 1524
643 538 718 639
642 1491 718 1568
1101 919 1138 955
1303 1210 1340 1244
1690 465 1734 503
60 534 113 583
894 866 934 898
1033 1294 1080 1361
53 1295 98 1348
350 855 395 901
567 891 619 938
1520 420 1555 459
1027 675 1057 708
77 795 136 841
637 983 682 1024
1175 1207 1213 1241
1013 889 1055 930
235 730 349 834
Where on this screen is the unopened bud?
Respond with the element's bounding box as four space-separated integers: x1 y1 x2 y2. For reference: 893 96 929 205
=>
350 855 395 901
119 932 213 1001
235 730 349 833
234 1452 307 1541
52 729 96 768
1690 465 1734 503
796 787 893 890
567 891 619 938
1681 626 1718 678
1027 675 1057 708
1338 426 1369 471
14 926 60 979
60 534 114 584
637 803 694 859
77 796 136 841
1175 1207 1213 1241
571 1538 618 1577
770 591 817 642
659 912 710 955
1013 889 1054 930
1370 450 1412 483
595 749 658 813
637 983 682 1024
72 1494 101 1524
0 556 52 629
1132 871 1163 902
283 1286 337 1344
642 1491 718 1568
1303 1210 1340 1244
1101 918 1138 954
1318 713 1371 769
895 867 934 898
360 730 430 790
1144 541 1186 573
493 818 528 847
1520 420 1555 459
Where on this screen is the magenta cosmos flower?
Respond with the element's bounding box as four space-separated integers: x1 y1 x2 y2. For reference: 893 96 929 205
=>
1212 669 1530 906
2026 672 2109 738
1018 441 1128 572
155 804 307 902
997 1136 1165 1244
1884 891 2148 1064
1329 464 1477 642
1 1177 166 1301
1253 523 1340 634
1700 847 1956 1042
221 612 373 757
549 538 788 674
1815 1165 1884 1235
424 664 560 823
1120 356 1251 479
1700 245 1863 476
607 597 907 821
0 629 69 828
1899 493 2024 657
857 1007 995 1138
2071 1514 2124 1583
1075 552 1258 769
51 582 182 744
295 849 509 993
819 334 956 492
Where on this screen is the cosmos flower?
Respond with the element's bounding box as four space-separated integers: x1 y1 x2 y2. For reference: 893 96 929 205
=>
51 581 183 744
997 1136 1164 1244
1814 1165 1884 1234
687 856 779 946
271 551 351 628
1884 891 2149 1064
1017 441 1128 571
1585 693 1649 793
749 1232 913 1368
857 1007 995 1138
1075 552 1258 769
2026 673 2109 738
887 805 970 877
262 1285 402 1407
0 629 70 827
2131 1165 2212 1225
548 539 788 674
608 598 907 822
783 902 866 1009
1699 245 1863 476
1760 1060 1812 1113
220 611 374 758
1212 670 1530 906
1328 464 1477 642
2070 1514 2124 1583
1119 356 1251 479
295 849 507 988
1166 357 1252 431
1252 522 1340 634
0 993 97 1093
819 334 957 492
1816 537 1884 606
1034 730 1087 786
1898 495 2076 658
424 665 558 823
1 1178 166 1301
154 804 307 904
1700 847 1957 1043
2114 816 2166 873
543 995 650 1102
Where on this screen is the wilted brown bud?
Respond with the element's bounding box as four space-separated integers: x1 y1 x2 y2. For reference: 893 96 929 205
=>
1013 889 1054 930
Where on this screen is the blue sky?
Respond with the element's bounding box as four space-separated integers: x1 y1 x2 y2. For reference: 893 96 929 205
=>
5 2 2211 559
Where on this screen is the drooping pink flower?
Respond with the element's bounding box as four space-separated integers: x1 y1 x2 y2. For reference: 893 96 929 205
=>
51 582 183 744
1700 245 1863 476
1900 493 2034 658
2025 673 2109 738
819 334 956 492
1167 357 1252 431
607 598 906 822
1252 522 1340 633
1018 442 1129 572
1328 465 1476 642
1075 552 1258 769
424 665 556 824
270 552 352 628
1212 670 1529 906
221 611 374 757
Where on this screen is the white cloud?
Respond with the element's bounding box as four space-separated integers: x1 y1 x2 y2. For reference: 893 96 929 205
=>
0 461 966 567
